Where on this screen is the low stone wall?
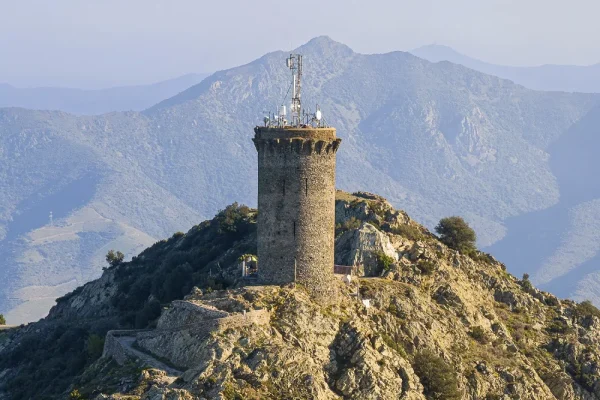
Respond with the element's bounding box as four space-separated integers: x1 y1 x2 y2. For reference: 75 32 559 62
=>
157 300 229 329
136 309 270 369
216 309 270 331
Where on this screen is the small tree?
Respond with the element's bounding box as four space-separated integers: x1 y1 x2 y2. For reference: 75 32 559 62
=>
105 250 125 268
521 273 533 290
435 216 476 254
86 334 105 360
0 314 5 325
374 251 395 273
413 350 462 400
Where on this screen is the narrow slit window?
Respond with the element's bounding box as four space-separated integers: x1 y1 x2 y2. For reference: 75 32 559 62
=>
293 221 296 238
305 178 308 196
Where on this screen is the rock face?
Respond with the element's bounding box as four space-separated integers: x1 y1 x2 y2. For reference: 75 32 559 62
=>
335 222 398 276
7 192 600 399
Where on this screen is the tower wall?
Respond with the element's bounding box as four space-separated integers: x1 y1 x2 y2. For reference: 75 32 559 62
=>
253 127 341 295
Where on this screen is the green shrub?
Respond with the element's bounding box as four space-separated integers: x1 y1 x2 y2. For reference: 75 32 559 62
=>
335 216 362 236
435 217 476 254
468 326 489 344
390 224 424 241
215 202 252 234
0 314 5 325
575 300 600 320
86 334 105 360
105 250 125 268
69 389 84 399
546 318 571 334
368 201 386 219
468 251 496 264
521 273 533 291
381 333 407 358
413 350 462 400
374 251 395 273
417 260 437 275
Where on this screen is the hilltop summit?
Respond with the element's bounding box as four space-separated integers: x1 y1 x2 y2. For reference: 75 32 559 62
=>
3 192 600 399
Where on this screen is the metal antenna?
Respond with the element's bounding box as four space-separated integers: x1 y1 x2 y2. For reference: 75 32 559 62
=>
287 54 302 127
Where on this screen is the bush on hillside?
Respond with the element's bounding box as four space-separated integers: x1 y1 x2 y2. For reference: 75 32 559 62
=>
105 250 125 268
521 273 534 291
389 224 425 241
0 202 257 400
215 202 252 234
86 334 105 360
335 216 361 237
374 251 395 273
0 314 5 325
110 202 256 327
413 350 462 400
417 260 437 275
575 300 600 320
469 326 490 344
435 217 476 254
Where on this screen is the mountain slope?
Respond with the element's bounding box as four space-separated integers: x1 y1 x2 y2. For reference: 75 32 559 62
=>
3 193 600 399
1 36 599 324
411 44 600 93
0 73 209 115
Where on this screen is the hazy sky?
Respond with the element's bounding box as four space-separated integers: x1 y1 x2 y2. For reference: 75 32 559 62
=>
1 0 599 88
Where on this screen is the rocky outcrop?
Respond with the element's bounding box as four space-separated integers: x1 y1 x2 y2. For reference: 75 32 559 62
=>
335 223 398 276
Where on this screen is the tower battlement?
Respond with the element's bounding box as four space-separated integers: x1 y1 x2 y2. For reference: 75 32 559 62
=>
253 127 341 155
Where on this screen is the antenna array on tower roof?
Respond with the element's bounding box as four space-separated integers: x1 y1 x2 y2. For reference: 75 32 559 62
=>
262 54 327 129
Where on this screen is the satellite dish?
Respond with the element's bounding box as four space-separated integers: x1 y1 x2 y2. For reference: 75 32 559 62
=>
315 110 322 121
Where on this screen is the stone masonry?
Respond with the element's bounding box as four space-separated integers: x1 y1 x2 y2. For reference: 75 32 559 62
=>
253 127 342 296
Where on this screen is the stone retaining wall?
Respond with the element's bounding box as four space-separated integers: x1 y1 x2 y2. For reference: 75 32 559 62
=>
157 300 229 329
135 309 270 369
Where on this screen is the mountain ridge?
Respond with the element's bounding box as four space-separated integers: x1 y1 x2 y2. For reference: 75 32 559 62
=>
411 44 600 93
0 73 210 115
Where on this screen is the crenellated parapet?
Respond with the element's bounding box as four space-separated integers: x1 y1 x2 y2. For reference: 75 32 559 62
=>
253 136 342 155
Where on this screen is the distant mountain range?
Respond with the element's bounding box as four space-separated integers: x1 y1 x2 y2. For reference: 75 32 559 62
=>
0 73 210 115
411 44 600 93
1 36 600 324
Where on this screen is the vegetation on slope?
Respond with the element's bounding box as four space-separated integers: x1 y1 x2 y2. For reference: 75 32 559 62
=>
0 203 256 400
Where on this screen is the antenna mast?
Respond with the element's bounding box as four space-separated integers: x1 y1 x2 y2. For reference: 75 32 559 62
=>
287 54 302 127
263 53 325 128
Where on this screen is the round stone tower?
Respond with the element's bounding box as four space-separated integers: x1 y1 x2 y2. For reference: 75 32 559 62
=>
253 126 341 296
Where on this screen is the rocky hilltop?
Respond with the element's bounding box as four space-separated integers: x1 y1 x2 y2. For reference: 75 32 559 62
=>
3 192 600 399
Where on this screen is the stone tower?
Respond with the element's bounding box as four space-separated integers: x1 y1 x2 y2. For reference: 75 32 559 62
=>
253 126 341 295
